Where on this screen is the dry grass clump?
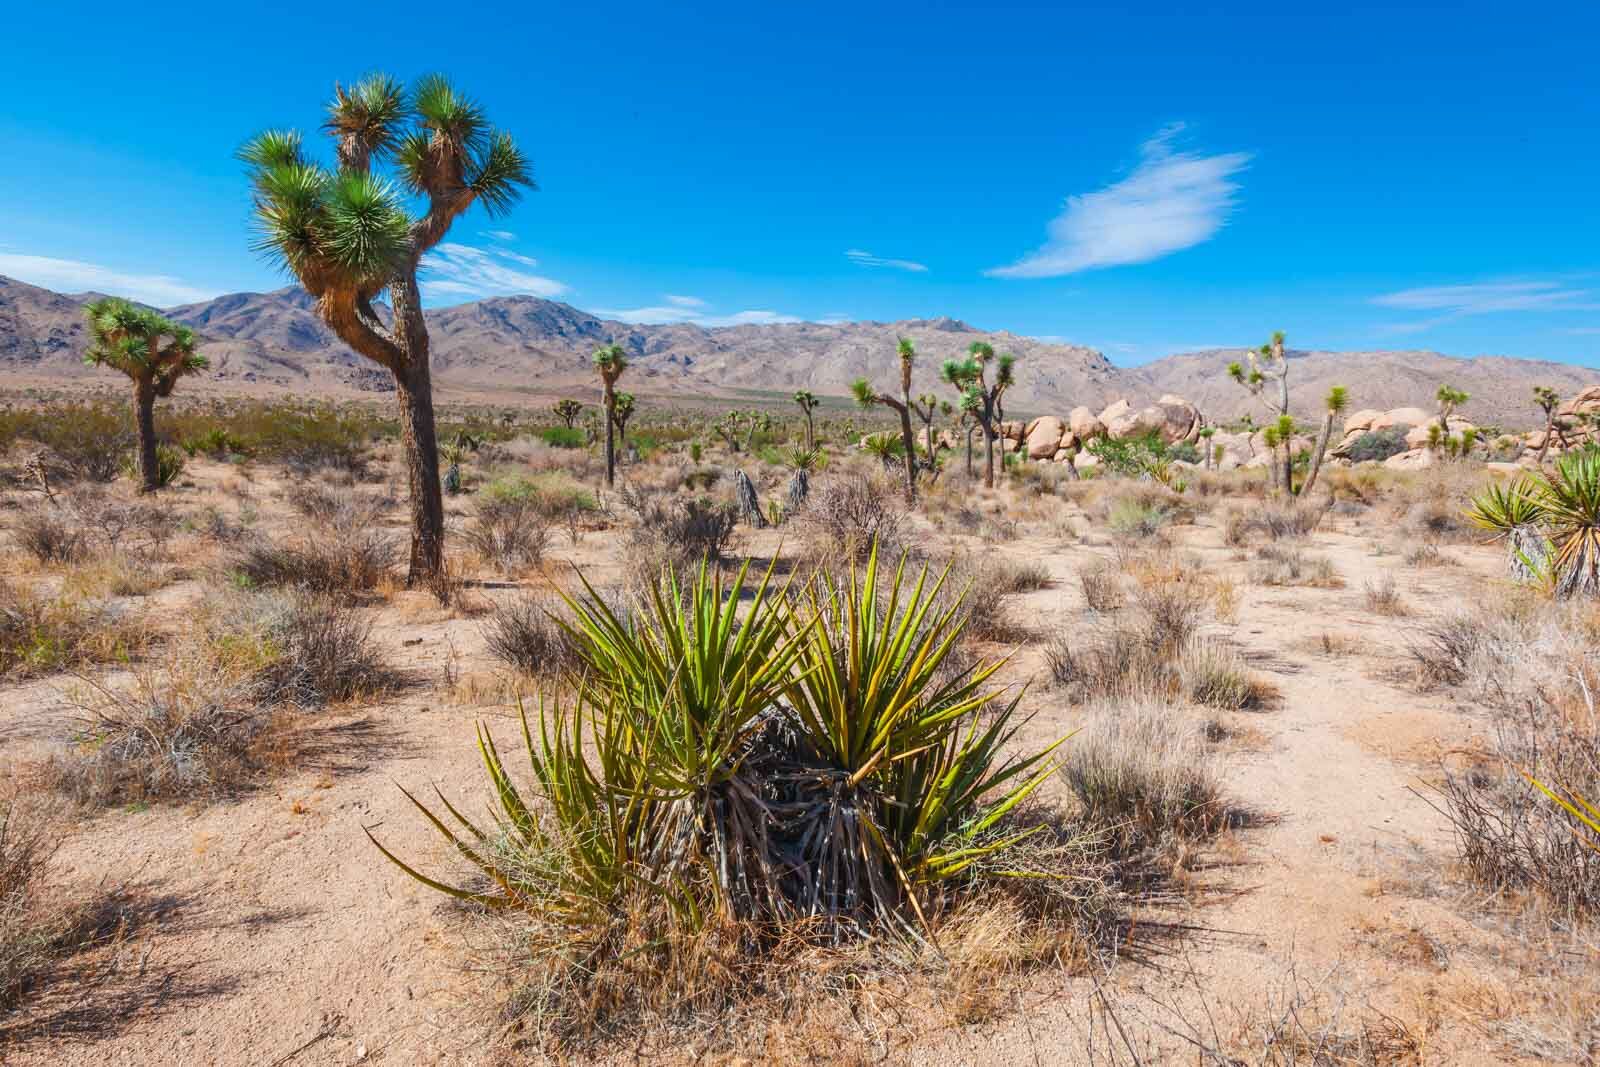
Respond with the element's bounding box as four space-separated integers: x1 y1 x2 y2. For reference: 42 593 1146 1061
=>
1079 557 1125 612
481 594 586 679
10 508 88 565
621 495 738 594
462 496 551 575
1403 497 1473 543
232 492 396 595
1428 598 1600 918
204 591 396 707
1225 500 1327 546
798 472 906 563
0 801 59 1013
1060 699 1231 845
1178 639 1271 711
1402 542 1454 568
1247 545 1343 588
1362 575 1409 616
0 581 149 681
47 665 287 808
59 555 165 600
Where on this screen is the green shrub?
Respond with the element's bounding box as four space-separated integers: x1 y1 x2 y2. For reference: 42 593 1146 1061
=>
538 426 586 449
1346 428 1408 463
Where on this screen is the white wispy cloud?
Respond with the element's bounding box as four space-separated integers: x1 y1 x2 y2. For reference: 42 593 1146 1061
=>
987 124 1252 279
596 296 800 328
480 230 517 241
845 249 928 273
1372 280 1600 334
0 253 216 307
420 243 568 300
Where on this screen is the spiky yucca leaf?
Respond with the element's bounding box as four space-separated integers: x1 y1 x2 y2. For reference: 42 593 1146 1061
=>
1466 477 1544 536
1532 451 1600 596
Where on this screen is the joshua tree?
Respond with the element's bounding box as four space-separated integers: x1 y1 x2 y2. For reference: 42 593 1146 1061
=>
1435 384 1469 434
957 393 980 478
1228 330 1290 418
1299 386 1348 499
851 337 922 502
911 392 940 462
592 345 627 486
1197 426 1216 471
941 341 1016 489
611 391 636 450
440 430 479 494
241 73 532 581
1534 386 1563 465
743 410 772 453
82 297 209 492
785 445 820 510
553 398 583 430
793 390 819 449
712 410 745 453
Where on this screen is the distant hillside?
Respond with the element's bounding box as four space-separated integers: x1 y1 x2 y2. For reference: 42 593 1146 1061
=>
3 274 1594 426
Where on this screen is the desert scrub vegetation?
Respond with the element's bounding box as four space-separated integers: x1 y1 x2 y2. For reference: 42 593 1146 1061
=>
797 470 907 562
230 492 397 596
1223 499 1327 547
0 581 149 681
0 800 60 1014
461 495 551 575
481 594 585 680
1424 596 1600 919
1060 698 1231 847
201 590 397 708
369 551 1115 1052
1468 454 1600 597
1247 545 1343 588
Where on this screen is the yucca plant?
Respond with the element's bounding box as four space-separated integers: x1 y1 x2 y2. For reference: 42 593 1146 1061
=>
1466 476 1546 582
1533 451 1600 597
372 543 1068 941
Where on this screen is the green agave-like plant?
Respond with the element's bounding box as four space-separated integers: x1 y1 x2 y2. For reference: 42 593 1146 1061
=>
1531 451 1600 597
369 543 1067 937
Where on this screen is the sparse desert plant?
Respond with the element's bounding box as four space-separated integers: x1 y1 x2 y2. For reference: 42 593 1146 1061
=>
481 594 584 679
1346 428 1409 464
851 337 925 502
1079 558 1124 612
1061 698 1229 844
801 472 906 563
371 550 1066 944
0 801 62 1013
82 297 209 492
462 496 551 574
233 528 396 596
1247 545 1342 588
1362 575 1408 615
242 73 533 580
11 507 88 564
1179 640 1267 711
50 666 278 807
0 582 147 680
1106 494 1172 540
221 591 395 707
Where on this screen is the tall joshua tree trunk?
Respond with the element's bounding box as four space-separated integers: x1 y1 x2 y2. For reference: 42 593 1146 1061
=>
965 424 974 478
133 378 159 493
392 277 446 577
1301 412 1334 499
896 403 918 504
602 382 617 487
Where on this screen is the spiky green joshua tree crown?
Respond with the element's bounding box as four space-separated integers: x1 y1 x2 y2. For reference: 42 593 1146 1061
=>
83 297 208 492
240 73 532 579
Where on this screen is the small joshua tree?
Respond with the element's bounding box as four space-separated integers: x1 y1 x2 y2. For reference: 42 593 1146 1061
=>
440 430 479 494
1228 330 1290 418
83 298 209 492
1299 385 1348 499
911 392 940 462
851 337 922 503
1533 386 1563 465
241 73 532 581
611 392 636 450
744 410 772 453
793 390 819 450
1435 384 1469 435
941 341 1016 489
592 345 627 486
1197 426 1216 471
553 398 583 430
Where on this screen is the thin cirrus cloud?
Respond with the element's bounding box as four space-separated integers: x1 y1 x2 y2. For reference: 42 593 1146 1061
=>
596 295 799 328
845 249 929 273
0 252 216 307
419 243 568 301
1372 280 1600 334
987 124 1252 279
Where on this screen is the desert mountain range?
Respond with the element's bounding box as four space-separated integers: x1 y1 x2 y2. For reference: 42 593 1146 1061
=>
3 274 1594 427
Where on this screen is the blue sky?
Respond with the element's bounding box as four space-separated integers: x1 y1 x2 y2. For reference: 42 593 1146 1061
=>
2 1 1597 365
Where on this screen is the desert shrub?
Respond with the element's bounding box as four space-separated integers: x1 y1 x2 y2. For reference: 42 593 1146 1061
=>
3 403 135 482
1085 430 1173 478
0 801 60 1013
1046 580 1208 703
1406 498 1472 542
1346 428 1408 463
1179 640 1266 711
1403 542 1453 567
1079 558 1124 612
937 555 1038 644
1409 612 1479 688
1247 545 1342 587
1362 575 1408 615
981 557 1051 595
1227 501 1326 545
482 595 585 679
233 534 395 596
801 473 906 563
215 591 394 707
537 426 586 449
1106 495 1173 539
0 583 147 680
463 497 551 574
50 667 278 806
1060 699 1229 844
10 507 88 564
370 556 1086 1048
